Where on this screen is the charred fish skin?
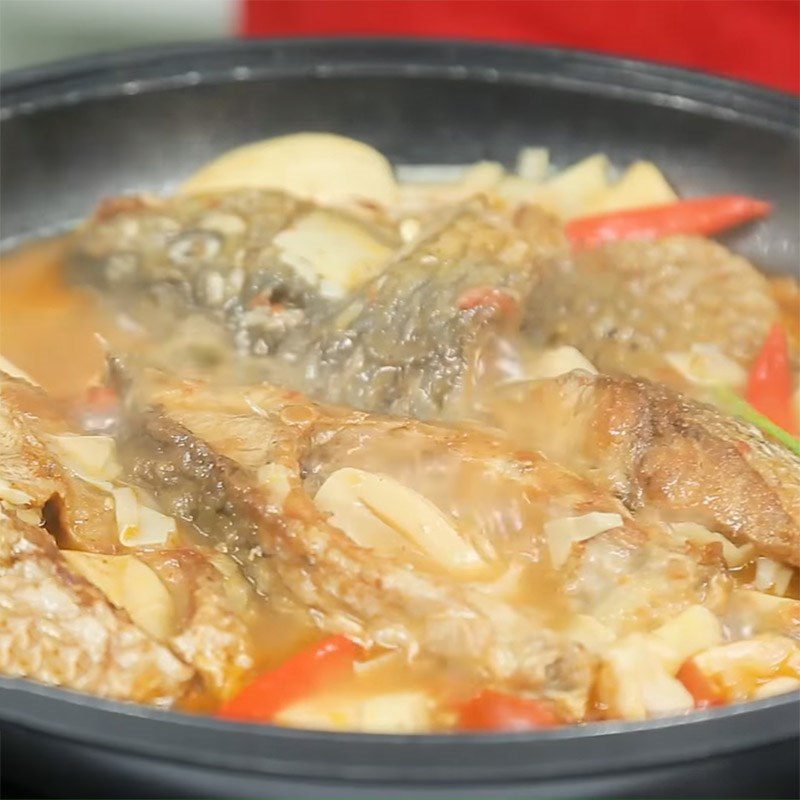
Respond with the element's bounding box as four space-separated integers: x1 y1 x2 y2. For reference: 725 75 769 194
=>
523 236 782 391
71 189 399 357
492 371 800 567
117 371 604 710
279 201 566 419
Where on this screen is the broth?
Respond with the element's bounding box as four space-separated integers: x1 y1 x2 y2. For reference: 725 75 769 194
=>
1 164 798 732
0 236 139 398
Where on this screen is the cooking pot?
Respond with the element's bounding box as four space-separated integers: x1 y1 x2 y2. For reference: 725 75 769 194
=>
1 38 798 799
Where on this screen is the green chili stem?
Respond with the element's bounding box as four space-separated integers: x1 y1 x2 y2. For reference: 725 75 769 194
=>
714 387 800 457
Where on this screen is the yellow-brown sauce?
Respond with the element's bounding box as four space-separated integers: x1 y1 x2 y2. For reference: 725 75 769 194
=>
0 237 132 397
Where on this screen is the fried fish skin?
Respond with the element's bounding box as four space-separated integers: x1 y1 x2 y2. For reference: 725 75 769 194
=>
489 371 800 567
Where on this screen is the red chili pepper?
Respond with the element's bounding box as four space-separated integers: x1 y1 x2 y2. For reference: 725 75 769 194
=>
746 323 797 435
676 658 726 709
566 196 772 250
457 286 518 315
218 635 361 723
456 690 561 732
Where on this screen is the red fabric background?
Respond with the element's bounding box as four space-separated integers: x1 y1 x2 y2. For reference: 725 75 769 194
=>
241 0 799 94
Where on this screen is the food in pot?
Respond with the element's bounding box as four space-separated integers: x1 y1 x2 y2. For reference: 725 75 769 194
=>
1 134 797 732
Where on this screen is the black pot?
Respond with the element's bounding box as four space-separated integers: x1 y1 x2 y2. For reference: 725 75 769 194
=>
1 39 798 800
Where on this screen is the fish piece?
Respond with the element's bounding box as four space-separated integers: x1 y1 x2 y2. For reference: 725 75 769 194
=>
1 374 121 553
488 371 800 567
0 372 254 700
70 189 399 359
0 508 192 704
71 191 569 407
118 374 593 709
523 236 782 393
278 199 566 418
116 370 728 713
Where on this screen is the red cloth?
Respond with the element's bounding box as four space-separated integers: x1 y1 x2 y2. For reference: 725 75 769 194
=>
241 0 799 94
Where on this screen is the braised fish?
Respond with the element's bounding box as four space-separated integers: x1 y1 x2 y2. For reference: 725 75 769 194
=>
71 192 786 403
115 369 739 715
488 371 800 567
